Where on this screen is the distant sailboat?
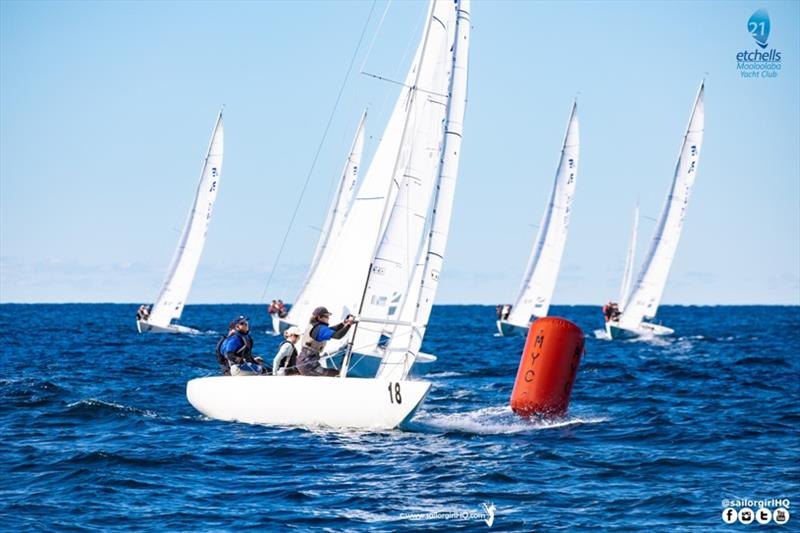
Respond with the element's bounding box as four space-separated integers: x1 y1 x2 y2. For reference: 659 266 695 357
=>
605 82 705 339
497 102 580 336
138 110 224 334
273 110 367 335
187 0 470 430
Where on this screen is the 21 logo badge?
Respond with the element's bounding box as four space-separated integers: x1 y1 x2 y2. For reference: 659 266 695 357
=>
747 9 770 48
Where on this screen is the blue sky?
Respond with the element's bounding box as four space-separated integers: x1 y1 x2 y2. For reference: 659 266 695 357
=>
1 0 798 305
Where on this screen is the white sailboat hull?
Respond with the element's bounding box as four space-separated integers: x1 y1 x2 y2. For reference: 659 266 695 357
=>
186 375 430 430
136 320 200 335
606 320 674 339
270 313 282 335
496 320 530 337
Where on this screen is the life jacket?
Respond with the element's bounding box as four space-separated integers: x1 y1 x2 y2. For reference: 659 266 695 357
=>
221 331 254 364
299 321 327 359
276 340 298 370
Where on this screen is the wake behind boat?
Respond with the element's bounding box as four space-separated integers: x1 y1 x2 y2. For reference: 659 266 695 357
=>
603 81 705 339
137 110 224 335
497 102 580 336
187 0 471 429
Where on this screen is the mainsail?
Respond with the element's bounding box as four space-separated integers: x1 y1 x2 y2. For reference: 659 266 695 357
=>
619 82 705 327
290 0 459 358
375 0 471 381
506 102 580 328
618 203 639 310
148 111 224 327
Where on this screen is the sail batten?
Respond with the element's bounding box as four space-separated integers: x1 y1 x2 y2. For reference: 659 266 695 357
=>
148 111 224 328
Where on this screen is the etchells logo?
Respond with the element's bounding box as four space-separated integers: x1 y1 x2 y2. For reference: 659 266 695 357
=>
737 9 782 79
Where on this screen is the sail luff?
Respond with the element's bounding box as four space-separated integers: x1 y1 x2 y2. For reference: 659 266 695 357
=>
506 101 580 327
148 110 224 327
619 81 705 326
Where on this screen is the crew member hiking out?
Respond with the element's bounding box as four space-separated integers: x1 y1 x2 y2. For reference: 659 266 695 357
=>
297 306 354 377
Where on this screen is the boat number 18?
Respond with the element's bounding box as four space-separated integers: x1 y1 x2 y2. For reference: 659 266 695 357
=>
387 382 402 404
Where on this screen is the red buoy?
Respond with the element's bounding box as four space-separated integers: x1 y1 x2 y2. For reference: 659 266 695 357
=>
510 316 585 417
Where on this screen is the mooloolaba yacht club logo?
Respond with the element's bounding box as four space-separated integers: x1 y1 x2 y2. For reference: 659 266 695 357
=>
737 9 782 78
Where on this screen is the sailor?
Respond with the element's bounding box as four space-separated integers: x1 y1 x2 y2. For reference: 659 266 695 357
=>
268 300 279 315
217 316 268 375
602 302 621 322
276 299 288 318
501 304 512 321
296 306 355 377
136 304 151 321
273 326 301 376
495 305 503 320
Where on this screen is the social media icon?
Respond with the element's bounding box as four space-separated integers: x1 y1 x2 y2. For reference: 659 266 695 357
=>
739 507 754 524
722 507 738 524
773 507 790 525
756 508 772 525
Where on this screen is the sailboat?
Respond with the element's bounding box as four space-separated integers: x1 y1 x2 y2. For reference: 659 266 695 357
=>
137 110 224 334
605 82 705 339
272 110 367 336
187 0 470 430
496 103 580 336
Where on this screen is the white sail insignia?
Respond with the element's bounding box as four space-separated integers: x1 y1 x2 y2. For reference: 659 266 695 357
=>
613 82 705 335
141 110 224 333
500 102 580 333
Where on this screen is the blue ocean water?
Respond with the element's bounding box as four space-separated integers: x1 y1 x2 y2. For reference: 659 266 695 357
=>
1 304 798 531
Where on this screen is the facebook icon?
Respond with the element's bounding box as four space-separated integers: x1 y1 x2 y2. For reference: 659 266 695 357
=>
722 507 737 524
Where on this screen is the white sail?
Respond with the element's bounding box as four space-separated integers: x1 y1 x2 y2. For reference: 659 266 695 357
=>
287 111 366 326
506 102 580 328
286 2 436 334
376 0 471 381
351 0 458 363
619 82 705 327
309 110 367 276
148 111 224 328
619 203 639 309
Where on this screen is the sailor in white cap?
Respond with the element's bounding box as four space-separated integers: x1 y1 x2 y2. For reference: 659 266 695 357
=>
273 326 302 376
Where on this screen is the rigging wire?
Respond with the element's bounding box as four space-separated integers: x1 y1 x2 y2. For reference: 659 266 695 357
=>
259 0 378 303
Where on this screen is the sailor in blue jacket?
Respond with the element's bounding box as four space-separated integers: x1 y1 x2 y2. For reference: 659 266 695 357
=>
215 316 267 375
296 306 354 376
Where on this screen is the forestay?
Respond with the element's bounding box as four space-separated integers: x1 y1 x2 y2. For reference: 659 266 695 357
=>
506 102 580 328
620 82 705 327
148 111 224 328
